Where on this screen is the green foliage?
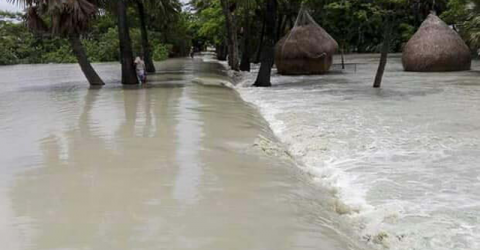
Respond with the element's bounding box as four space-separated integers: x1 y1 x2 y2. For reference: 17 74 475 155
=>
188 0 465 56
399 23 415 43
41 42 77 63
4 0 480 66
195 0 225 45
299 0 453 53
0 44 18 65
441 0 480 49
320 1 384 52
0 12 47 65
85 27 120 62
145 4 192 57
153 44 171 61
161 12 192 57
0 9 182 65
189 0 226 49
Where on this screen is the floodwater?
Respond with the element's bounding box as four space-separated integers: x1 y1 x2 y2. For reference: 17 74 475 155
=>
0 57 364 250
237 54 480 250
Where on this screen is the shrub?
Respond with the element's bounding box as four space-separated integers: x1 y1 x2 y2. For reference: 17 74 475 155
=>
153 44 171 61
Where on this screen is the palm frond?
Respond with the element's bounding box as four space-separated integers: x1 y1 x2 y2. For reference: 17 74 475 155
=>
25 6 48 33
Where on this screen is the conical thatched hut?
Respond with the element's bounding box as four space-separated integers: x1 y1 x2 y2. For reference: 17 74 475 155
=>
275 9 338 75
402 14 471 72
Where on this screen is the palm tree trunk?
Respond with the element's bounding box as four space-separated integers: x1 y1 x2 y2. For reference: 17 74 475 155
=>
136 0 155 73
254 15 266 64
216 42 227 61
279 15 288 40
220 0 239 71
240 9 251 72
253 0 276 87
68 34 104 86
275 14 285 42
373 20 393 88
117 0 138 85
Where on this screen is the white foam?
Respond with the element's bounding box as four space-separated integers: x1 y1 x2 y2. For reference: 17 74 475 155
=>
232 57 480 250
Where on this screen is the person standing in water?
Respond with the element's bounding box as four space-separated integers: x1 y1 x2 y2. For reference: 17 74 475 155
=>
190 47 195 59
134 56 147 84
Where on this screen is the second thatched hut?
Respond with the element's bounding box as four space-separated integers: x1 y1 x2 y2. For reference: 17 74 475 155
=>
402 14 471 72
275 9 338 75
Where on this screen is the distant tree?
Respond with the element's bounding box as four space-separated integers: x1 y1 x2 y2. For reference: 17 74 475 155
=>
253 0 277 87
373 0 449 88
220 0 240 70
238 0 257 72
373 16 394 88
189 0 227 60
373 0 411 88
443 0 480 48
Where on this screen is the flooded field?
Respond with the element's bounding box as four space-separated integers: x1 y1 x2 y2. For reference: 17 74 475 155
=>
0 58 364 250
237 54 480 250
2 53 479 250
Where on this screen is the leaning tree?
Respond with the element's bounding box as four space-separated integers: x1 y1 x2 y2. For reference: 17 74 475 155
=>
8 0 105 86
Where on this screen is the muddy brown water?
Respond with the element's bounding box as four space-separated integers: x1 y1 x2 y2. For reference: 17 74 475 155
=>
0 57 364 250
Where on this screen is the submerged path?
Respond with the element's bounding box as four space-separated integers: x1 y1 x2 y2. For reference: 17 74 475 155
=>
0 57 360 250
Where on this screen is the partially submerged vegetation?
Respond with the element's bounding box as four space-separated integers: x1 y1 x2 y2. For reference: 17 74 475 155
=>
3 0 480 87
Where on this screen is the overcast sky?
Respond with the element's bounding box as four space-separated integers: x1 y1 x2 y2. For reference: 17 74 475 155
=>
0 1 23 12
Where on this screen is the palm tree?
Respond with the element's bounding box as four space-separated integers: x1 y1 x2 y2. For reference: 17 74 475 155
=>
253 0 277 87
115 0 139 85
98 0 180 83
95 0 142 85
8 0 105 86
220 0 240 71
238 0 257 72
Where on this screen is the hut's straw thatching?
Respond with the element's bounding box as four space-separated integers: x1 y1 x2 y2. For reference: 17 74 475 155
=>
402 14 471 72
275 9 338 75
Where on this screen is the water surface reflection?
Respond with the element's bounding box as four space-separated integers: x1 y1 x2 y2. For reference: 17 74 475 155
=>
0 58 364 250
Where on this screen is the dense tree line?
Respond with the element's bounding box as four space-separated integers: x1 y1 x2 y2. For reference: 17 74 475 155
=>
189 0 480 87
0 11 172 65
3 0 480 87
189 0 460 58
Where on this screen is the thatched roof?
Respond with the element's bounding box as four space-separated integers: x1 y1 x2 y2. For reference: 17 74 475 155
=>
275 11 338 75
402 14 471 72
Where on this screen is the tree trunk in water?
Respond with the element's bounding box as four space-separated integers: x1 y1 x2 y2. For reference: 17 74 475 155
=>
253 0 276 87
117 0 138 85
373 21 392 88
216 42 227 61
221 0 239 71
254 15 266 64
136 0 155 73
341 43 345 70
68 34 105 86
240 9 251 72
